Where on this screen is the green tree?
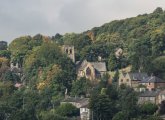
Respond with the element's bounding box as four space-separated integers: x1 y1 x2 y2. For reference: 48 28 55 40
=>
112 112 127 120
90 94 116 120
140 103 158 115
71 77 91 97
55 103 79 117
118 86 139 119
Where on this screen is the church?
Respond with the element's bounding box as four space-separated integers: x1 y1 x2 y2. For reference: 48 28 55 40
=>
62 45 107 81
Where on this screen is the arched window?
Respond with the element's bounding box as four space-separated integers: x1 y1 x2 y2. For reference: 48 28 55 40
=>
65 49 68 54
70 49 72 54
86 67 91 76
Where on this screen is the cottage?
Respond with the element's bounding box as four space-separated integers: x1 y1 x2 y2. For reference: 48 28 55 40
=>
138 91 160 104
61 97 90 120
76 60 107 81
140 76 165 91
119 72 148 90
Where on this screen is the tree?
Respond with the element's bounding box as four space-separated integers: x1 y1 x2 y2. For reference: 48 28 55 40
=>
159 100 165 115
40 111 67 120
140 103 158 115
55 103 79 117
118 86 139 119
128 39 151 72
152 56 165 79
108 53 117 71
71 77 91 97
112 112 127 120
90 94 116 120
113 70 119 82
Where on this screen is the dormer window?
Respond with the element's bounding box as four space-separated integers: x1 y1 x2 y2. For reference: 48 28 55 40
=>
127 79 129 82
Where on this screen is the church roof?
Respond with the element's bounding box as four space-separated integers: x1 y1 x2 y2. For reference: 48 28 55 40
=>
76 60 107 72
90 62 107 72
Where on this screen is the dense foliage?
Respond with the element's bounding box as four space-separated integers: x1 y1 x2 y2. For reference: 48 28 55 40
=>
0 7 165 120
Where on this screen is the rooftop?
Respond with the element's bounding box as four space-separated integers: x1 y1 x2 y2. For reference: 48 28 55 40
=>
139 90 160 97
128 72 148 80
140 76 165 83
62 97 89 104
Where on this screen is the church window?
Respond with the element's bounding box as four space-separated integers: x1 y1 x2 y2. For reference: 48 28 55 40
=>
70 49 72 54
86 67 91 76
66 49 68 54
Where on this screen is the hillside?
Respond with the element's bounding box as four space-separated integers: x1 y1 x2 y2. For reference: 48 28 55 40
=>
0 7 165 120
52 7 165 78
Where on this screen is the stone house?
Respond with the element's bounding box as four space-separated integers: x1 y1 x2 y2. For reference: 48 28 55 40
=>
80 104 90 120
76 60 107 81
119 72 148 90
139 90 165 105
61 97 90 120
138 91 160 104
139 76 165 91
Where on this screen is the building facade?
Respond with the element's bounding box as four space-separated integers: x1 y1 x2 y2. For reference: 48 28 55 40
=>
76 60 107 81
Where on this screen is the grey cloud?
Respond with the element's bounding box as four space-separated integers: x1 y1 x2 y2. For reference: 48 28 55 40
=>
0 0 165 42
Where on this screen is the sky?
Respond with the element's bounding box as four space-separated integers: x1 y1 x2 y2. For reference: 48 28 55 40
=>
0 0 165 42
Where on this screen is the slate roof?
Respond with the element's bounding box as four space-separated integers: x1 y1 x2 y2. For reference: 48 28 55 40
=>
140 76 165 83
139 90 160 97
90 62 107 72
127 72 148 80
76 59 107 72
62 97 89 104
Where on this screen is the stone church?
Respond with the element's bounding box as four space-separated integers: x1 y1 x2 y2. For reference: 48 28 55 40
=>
62 45 107 81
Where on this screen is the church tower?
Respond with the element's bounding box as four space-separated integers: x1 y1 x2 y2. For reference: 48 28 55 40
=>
62 45 75 63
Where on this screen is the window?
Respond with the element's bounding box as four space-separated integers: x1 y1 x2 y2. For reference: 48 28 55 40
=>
65 49 68 54
127 79 129 82
70 49 72 54
86 67 91 76
121 79 123 82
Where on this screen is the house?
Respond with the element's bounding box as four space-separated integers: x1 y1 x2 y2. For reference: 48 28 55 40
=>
119 72 148 90
76 60 107 81
140 76 165 91
80 104 90 120
61 97 90 120
138 90 160 104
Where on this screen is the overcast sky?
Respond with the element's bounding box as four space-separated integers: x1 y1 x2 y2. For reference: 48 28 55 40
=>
0 0 165 42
